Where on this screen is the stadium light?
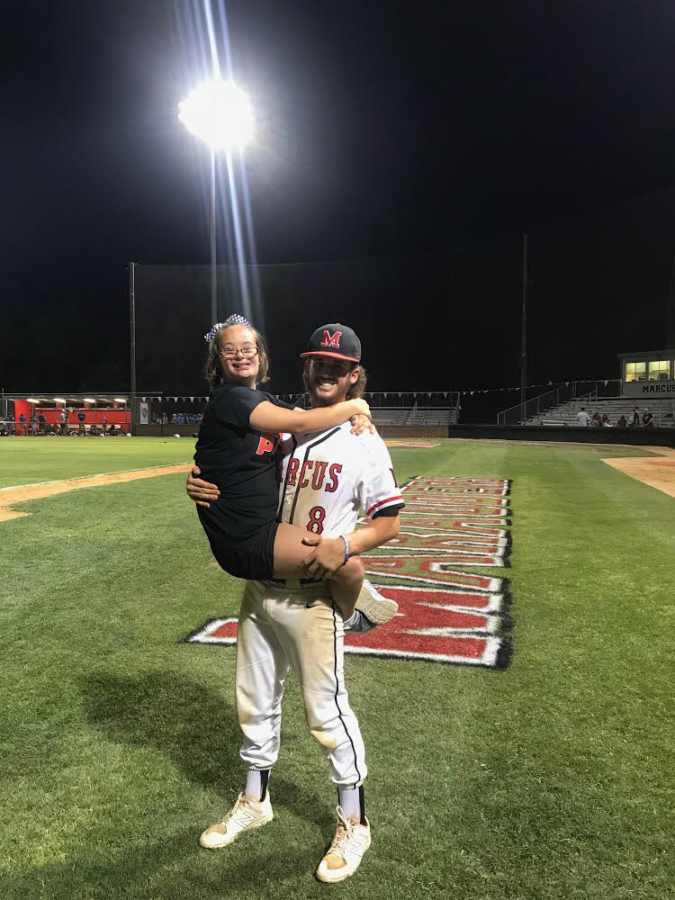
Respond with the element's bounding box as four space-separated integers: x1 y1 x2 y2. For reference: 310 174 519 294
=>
178 78 254 324
53 397 66 403
114 397 127 404
83 398 96 403
178 79 253 151
26 398 39 403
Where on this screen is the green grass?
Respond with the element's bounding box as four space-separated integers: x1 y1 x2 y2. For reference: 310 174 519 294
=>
0 436 193 488
1 438 673 899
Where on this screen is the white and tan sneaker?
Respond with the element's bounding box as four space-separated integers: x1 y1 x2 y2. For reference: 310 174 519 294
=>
315 807 372 884
199 792 273 849
354 580 398 628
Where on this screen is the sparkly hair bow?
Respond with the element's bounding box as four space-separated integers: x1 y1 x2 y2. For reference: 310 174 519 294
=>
204 314 251 344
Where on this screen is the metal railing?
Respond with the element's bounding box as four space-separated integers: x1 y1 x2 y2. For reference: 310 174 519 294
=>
496 380 620 426
497 384 576 426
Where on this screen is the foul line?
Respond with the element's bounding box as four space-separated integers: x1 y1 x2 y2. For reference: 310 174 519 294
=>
0 464 192 523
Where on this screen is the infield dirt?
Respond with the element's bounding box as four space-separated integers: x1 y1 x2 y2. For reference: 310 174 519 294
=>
601 446 675 498
0 464 192 522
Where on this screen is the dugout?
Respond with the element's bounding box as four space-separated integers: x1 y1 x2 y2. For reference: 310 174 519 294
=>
0 393 133 434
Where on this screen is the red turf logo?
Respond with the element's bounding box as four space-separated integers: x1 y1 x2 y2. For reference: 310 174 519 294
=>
344 584 509 667
185 476 514 669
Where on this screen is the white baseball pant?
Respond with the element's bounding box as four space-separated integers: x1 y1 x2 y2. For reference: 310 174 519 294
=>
235 579 367 787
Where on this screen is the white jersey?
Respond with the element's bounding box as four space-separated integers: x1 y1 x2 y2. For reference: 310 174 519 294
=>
277 422 404 538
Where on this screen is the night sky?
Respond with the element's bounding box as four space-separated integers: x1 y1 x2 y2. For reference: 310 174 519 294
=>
3 0 675 405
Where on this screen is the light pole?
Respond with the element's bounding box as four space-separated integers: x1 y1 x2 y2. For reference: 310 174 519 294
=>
178 79 254 324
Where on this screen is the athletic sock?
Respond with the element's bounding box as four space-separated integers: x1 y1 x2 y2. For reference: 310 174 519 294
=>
343 611 360 631
344 611 375 634
244 768 270 802
338 785 366 825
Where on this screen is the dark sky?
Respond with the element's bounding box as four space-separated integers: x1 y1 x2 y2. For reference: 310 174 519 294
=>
3 0 675 398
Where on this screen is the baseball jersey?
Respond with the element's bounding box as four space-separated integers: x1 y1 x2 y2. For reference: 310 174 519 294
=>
195 384 293 545
276 421 404 538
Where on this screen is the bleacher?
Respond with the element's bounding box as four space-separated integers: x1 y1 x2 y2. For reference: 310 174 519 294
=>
526 396 675 428
370 406 456 427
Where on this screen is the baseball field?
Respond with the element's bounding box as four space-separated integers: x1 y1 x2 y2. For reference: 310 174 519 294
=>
1 436 673 900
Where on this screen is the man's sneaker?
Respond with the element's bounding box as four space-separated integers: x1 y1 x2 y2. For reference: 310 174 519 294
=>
316 807 372 884
199 792 273 848
354 579 398 627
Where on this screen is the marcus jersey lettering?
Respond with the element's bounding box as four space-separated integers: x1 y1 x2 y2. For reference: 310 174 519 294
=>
276 422 404 537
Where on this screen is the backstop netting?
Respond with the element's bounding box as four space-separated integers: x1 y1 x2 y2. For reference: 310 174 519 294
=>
132 240 523 407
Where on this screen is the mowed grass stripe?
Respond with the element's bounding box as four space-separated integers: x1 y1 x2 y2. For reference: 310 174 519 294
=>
0 436 196 488
0 439 673 900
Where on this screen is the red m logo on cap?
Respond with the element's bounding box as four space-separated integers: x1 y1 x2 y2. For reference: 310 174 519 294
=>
320 330 342 348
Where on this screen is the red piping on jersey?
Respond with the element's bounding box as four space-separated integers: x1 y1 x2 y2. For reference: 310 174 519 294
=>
367 495 404 516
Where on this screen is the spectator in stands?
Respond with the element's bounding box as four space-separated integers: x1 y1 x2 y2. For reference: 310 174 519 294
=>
642 409 654 428
576 407 590 427
617 414 628 428
102 416 108 432
631 406 640 428
601 413 611 427
19 412 27 435
38 412 46 433
78 410 86 435
591 411 602 428
60 409 69 435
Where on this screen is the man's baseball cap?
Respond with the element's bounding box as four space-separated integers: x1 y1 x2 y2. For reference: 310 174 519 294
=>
300 323 361 363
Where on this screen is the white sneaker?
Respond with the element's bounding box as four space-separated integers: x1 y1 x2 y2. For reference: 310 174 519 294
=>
315 807 372 884
199 792 273 848
354 580 398 627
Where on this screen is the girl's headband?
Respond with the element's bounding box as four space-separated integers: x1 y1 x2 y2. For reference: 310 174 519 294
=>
204 314 251 344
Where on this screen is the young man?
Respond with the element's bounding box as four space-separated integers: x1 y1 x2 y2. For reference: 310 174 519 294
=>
576 407 589 427
186 323 403 883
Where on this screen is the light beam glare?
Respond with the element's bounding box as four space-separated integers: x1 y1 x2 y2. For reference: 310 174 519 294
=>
177 0 262 327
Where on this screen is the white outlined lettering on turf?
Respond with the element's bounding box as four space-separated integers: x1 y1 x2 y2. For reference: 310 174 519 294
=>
184 475 514 669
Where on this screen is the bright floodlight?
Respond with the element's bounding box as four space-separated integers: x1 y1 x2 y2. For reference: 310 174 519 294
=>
178 79 253 151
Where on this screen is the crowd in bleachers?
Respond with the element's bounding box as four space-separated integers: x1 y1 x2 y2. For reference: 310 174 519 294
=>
530 396 675 428
576 406 657 428
149 412 203 425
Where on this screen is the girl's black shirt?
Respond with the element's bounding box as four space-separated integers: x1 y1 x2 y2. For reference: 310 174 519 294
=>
194 384 293 545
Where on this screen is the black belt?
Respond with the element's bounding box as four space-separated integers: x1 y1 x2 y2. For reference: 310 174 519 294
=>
270 577 323 586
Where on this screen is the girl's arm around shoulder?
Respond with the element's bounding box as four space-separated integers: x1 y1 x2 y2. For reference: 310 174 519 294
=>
249 398 370 434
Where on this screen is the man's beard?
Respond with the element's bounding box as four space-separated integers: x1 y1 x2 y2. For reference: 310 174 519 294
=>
310 390 333 408
307 380 348 408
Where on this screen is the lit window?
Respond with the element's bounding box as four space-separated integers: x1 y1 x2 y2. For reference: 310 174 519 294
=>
648 360 670 381
625 362 647 382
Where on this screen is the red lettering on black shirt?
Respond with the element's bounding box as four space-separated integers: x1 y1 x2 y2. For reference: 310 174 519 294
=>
256 435 277 456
